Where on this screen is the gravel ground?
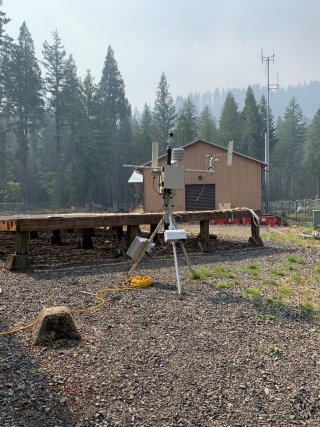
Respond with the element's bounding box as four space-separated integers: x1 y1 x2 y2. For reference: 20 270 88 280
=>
1 225 320 427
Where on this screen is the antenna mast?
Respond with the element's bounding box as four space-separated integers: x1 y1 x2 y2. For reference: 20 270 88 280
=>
261 48 278 213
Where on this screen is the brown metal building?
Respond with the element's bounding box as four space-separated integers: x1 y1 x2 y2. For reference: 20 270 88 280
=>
142 139 265 213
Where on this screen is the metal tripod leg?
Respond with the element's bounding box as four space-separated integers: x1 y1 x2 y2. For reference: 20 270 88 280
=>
128 218 164 277
172 242 182 295
171 215 193 272
179 241 193 272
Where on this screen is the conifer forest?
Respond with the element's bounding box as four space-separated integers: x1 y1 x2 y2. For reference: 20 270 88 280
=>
0 2 319 213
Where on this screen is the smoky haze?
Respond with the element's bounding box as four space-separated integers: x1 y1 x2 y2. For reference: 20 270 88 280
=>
4 0 320 111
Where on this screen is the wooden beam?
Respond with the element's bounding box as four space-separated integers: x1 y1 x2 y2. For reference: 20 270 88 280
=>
249 218 264 246
4 231 31 270
78 228 94 250
50 230 62 245
199 220 210 252
127 225 140 247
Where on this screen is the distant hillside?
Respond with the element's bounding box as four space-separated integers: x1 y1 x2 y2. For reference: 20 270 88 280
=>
176 81 320 122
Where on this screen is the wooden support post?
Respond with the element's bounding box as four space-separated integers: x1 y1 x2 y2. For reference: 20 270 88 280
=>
112 226 124 240
248 217 264 246
29 231 39 239
78 228 94 250
127 225 139 247
50 229 62 245
4 231 31 270
199 220 210 252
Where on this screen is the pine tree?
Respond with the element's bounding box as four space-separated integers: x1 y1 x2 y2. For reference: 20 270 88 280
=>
81 70 100 204
61 54 88 205
198 105 217 142
10 22 44 203
99 45 131 208
218 92 239 148
153 72 176 153
239 86 263 159
42 30 68 207
259 95 277 157
175 96 198 146
303 108 320 197
139 103 153 163
0 1 13 202
274 97 306 199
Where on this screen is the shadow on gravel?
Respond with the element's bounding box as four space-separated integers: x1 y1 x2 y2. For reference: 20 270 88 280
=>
0 319 74 427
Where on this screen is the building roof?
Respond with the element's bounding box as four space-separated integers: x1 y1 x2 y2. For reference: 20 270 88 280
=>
142 139 267 167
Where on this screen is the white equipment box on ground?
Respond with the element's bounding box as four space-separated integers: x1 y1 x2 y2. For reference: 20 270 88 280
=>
164 229 187 242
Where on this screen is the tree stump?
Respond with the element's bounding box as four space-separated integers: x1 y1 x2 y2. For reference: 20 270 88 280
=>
31 306 81 346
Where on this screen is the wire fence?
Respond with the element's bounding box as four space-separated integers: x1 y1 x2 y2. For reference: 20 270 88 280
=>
266 198 320 222
0 201 135 215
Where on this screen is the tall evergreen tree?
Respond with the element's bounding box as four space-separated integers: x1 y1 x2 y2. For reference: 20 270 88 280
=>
61 54 88 204
0 1 13 202
99 45 131 208
303 108 320 197
175 96 198 146
274 97 306 199
81 70 100 204
42 30 68 206
218 92 239 148
239 86 263 159
11 22 44 203
259 94 277 156
139 103 153 163
198 105 217 142
153 72 176 153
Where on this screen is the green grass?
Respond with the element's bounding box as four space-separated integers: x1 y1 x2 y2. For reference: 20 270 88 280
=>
270 268 287 277
298 302 315 318
216 280 236 290
267 346 284 356
260 314 278 323
286 255 305 264
288 264 299 271
213 265 226 278
226 271 236 279
263 229 319 247
290 273 305 285
239 263 261 279
278 285 293 299
190 267 212 280
263 278 278 286
244 287 262 298
267 296 284 309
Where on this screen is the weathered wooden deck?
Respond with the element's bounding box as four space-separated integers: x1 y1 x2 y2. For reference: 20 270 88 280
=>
0 208 262 270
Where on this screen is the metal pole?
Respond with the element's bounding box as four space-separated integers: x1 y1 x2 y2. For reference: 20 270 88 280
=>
172 242 182 295
261 49 278 213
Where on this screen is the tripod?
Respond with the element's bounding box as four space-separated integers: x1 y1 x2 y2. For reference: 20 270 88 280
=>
128 190 193 295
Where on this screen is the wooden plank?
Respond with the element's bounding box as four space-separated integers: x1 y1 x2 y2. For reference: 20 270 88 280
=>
0 209 261 233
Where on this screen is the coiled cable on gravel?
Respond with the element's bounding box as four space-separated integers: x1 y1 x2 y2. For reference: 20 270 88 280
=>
0 275 153 336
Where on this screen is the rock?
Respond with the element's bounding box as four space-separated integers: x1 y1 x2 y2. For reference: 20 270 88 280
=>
31 306 81 346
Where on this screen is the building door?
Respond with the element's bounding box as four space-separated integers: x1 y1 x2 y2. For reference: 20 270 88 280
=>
185 184 215 211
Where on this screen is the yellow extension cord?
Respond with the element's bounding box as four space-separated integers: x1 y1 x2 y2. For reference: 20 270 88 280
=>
0 275 153 337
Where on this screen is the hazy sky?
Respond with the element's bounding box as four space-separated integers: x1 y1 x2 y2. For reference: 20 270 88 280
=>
3 0 320 111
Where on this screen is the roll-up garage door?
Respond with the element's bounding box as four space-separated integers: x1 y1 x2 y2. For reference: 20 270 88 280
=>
185 184 215 211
